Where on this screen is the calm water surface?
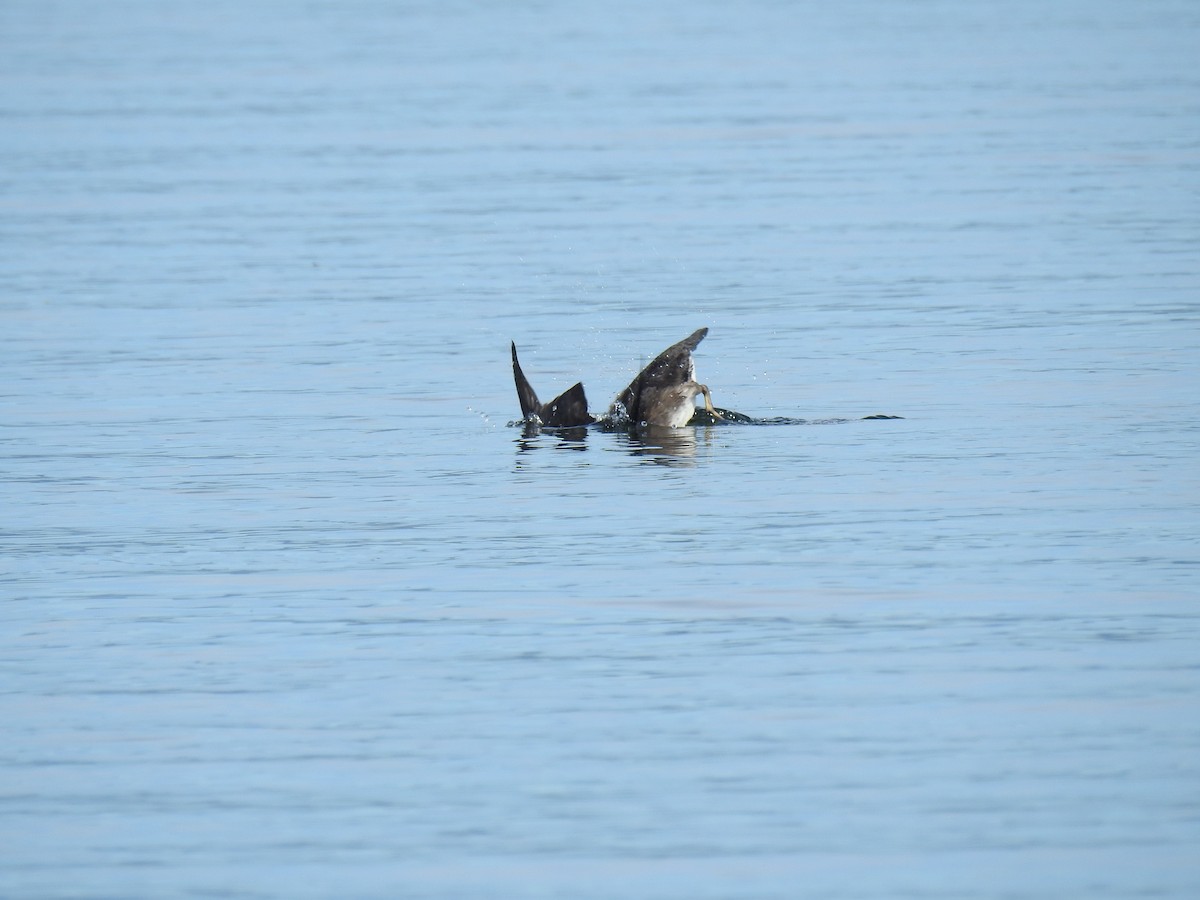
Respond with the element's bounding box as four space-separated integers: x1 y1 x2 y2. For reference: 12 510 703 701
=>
2 0 1198 897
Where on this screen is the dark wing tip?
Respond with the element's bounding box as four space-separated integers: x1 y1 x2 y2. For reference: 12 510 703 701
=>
511 342 541 418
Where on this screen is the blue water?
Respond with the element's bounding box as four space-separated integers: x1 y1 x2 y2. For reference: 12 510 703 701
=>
3 0 1198 897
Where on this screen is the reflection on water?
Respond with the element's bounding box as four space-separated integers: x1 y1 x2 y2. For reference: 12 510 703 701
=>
514 424 590 457
509 407 914 472
620 424 708 464
513 421 709 463
510 411 900 464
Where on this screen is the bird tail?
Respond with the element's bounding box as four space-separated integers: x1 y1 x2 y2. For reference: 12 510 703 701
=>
511 342 593 426
542 382 592 427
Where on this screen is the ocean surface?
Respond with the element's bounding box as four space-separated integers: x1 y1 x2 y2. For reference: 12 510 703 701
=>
2 0 1198 897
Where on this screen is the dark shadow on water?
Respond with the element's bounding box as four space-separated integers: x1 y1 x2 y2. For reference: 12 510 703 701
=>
692 408 904 426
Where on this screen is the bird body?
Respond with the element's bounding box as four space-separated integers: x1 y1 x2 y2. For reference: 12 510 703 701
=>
609 327 720 427
510 328 719 429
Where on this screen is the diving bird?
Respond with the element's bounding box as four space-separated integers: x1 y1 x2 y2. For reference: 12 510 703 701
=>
510 342 595 427
610 327 722 427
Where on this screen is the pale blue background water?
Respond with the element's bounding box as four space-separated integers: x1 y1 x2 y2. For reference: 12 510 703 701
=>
2 1 1198 897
